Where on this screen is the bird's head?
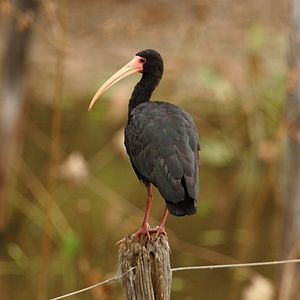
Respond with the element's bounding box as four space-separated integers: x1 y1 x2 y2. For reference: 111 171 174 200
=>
136 49 163 78
88 49 163 111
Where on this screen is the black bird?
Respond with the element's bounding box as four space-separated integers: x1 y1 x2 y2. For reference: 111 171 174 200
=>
89 49 200 238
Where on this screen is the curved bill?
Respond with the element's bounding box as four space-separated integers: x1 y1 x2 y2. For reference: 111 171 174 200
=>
88 56 143 111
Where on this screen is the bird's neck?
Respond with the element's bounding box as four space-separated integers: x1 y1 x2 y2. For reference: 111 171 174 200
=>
128 74 160 115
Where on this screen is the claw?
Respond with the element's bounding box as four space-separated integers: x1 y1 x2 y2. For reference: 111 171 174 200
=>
130 207 169 241
154 225 167 239
132 223 151 240
131 224 167 241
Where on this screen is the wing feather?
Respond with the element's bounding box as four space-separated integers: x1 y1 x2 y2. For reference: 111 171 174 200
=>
125 101 200 205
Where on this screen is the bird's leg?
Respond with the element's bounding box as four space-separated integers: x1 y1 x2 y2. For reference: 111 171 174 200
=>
141 185 153 230
155 207 169 238
133 185 153 240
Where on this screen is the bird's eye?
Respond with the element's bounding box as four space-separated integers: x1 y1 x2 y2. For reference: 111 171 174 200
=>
139 58 146 63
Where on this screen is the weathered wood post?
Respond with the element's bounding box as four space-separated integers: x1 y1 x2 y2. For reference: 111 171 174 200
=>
118 232 172 300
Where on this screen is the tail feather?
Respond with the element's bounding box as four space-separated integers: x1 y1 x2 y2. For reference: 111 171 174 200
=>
166 195 197 216
165 176 197 216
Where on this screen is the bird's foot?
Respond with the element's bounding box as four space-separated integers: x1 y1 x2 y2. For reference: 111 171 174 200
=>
131 223 167 241
154 225 167 239
131 223 151 241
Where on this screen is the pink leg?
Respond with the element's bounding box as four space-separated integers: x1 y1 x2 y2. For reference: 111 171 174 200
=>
133 185 153 239
155 207 169 238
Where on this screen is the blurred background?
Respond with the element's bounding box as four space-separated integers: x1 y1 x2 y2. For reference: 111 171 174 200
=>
0 0 295 299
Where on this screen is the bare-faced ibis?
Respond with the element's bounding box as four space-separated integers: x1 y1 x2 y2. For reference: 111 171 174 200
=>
89 49 200 238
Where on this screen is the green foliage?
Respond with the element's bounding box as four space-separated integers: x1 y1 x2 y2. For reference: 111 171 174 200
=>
246 24 268 54
60 231 80 260
202 138 236 167
7 243 29 269
198 66 235 102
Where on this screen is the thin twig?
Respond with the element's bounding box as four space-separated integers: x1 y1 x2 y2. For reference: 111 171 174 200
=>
49 267 136 300
49 258 300 300
39 2 65 298
171 258 300 272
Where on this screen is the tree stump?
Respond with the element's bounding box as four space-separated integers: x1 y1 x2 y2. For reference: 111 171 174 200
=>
118 233 172 300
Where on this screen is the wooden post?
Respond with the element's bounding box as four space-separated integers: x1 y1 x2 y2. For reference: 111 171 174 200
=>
118 233 172 300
